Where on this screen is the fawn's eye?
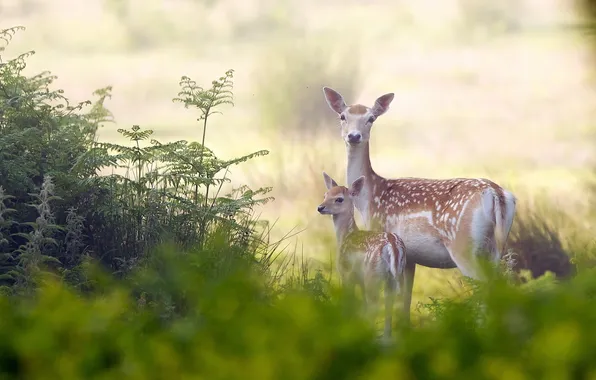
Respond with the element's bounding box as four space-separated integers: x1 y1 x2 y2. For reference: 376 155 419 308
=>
340 114 346 121
368 116 376 123
335 198 344 203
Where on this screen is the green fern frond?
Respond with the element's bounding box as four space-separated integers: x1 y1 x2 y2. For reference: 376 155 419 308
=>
11 232 33 241
0 269 24 280
0 273 16 281
3 51 36 74
87 86 115 125
172 69 235 120
70 146 122 175
0 26 25 50
118 125 154 141
40 255 62 265
221 150 270 168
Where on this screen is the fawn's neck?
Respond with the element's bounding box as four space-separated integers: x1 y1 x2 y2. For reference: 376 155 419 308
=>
332 210 359 249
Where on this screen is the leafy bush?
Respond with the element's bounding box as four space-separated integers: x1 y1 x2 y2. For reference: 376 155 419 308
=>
395 268 596 379
2 242 596 378
0 239 375 379
0 26 271 293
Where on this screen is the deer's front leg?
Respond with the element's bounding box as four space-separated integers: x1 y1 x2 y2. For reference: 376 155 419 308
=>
339 270 357 303
363 274 382 329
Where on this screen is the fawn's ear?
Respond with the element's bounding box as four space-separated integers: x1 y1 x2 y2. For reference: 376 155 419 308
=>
322 87 348 114
371 93 394 118
322 171 339 190
349 176 365 197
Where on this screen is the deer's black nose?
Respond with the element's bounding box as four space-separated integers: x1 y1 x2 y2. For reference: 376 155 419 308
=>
317 205 325 213
347 132 361 143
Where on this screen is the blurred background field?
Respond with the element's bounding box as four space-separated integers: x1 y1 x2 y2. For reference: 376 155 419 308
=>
2 0 595 309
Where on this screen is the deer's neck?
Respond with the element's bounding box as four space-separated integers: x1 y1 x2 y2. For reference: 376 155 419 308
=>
332 211 358 249
346 142 376 185
346 142 378 226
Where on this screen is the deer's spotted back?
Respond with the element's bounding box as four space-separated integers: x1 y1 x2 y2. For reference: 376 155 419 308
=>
369 177 506 238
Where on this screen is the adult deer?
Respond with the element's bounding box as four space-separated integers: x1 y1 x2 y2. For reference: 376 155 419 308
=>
322 87 517 324
318 172 407 338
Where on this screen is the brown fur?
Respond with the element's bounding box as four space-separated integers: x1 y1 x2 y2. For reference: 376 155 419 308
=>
318 174 408 337
339 230 406 281
348 104 368 114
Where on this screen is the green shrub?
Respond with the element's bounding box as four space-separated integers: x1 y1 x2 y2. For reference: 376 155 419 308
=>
0 26 271 293
3 242 596 378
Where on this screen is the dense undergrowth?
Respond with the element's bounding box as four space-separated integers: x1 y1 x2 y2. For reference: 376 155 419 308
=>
2 24 596 378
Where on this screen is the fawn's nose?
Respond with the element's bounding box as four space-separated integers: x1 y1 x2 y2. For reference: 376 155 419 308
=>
317 205 325 213
347 132 361 143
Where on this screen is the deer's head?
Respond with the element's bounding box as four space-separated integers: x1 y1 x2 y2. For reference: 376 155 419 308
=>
322 87 394 145
317 172 365 215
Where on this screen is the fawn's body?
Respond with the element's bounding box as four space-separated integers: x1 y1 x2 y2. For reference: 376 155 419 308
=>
318 172 407 338
322 87 517 324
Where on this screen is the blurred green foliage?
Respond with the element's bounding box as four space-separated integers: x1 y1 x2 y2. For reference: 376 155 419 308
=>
0 239 596 378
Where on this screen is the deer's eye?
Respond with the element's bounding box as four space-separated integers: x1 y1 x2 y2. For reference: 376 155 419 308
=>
368 116 376 123
335 198 344 203
340 114 346 121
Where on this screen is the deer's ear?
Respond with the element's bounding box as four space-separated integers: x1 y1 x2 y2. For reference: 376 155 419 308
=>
322 171 339 190
349 176 365 197
323 87 348 114
371 93 394 117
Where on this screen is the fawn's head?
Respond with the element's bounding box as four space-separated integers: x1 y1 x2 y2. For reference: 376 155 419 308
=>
317 172 365 215
322 87 394 145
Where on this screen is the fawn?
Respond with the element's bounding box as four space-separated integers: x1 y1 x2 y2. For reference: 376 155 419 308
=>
317 172 407 338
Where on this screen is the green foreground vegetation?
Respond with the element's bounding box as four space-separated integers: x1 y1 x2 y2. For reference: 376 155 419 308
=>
2 23 596 378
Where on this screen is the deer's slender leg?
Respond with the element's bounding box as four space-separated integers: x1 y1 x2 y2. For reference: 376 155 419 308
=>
401 261 416 326
384 276 395 338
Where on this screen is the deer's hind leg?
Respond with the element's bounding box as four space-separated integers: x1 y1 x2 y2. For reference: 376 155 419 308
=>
383 275 396 338
447 195 498 281
401 261 415 326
